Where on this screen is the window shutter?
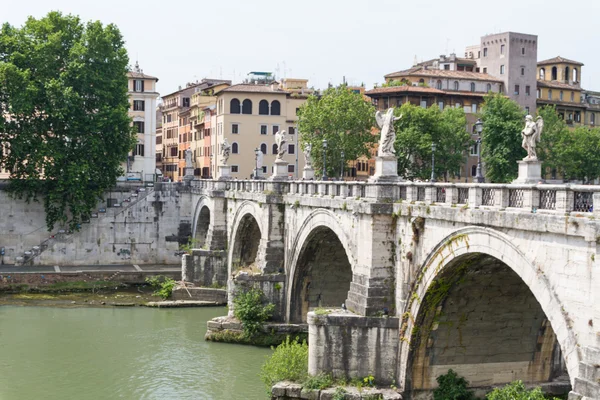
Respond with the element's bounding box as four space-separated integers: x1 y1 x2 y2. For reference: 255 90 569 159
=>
141 80 145 92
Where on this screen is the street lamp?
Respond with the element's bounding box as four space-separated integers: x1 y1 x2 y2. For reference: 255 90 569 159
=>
322 139 328 181
474 119 484 183
254 148 260 179
340 150 345 180
430 142 437 182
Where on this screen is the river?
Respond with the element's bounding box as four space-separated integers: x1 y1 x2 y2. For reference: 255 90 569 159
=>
0 306 271 400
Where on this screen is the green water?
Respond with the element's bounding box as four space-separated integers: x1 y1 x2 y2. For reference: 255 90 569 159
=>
0 306 271 400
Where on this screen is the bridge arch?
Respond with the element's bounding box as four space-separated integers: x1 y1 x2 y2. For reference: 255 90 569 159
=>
192 196 212 247
228 201 265 276
399 226 577 394
286 209 355 323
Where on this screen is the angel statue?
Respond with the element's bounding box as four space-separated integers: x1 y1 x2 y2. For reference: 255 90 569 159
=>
220 138 231 165
376 108 402 157
275 130 287 160
303 143 313 168
521 115 544 160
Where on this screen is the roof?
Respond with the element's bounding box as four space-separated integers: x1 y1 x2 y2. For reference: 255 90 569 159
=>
537 56 584 66
537 80 582 91
127 71 159 81
220 84 287 94
162 79 231 99
365 86 445 95
384 66 503 83
536 99 587 109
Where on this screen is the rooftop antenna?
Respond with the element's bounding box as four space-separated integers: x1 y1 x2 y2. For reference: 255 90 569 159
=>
282 61 287 79
413 55 418 66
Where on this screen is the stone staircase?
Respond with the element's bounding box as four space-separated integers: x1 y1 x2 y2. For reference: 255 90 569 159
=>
570 347 600 399
17 184 155 266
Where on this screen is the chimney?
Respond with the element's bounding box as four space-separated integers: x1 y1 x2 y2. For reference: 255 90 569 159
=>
271 81 280 91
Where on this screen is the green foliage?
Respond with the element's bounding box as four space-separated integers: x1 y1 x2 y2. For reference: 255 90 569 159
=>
303 373 334 390
298 86 376 178
381 79 410 87
486 380 560 400
145 275 176 300
394 103 470 181
480 93 526 182
179 237 199 254
332 387 348 400
0 12 135 231
260 336 308 392
433 369 475 400
363 375 375 387
233 288 275 338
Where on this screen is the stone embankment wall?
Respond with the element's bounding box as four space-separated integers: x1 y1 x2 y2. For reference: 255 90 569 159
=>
270 381 402 400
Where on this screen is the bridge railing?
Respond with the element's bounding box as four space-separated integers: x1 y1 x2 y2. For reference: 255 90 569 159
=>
190 179 600 215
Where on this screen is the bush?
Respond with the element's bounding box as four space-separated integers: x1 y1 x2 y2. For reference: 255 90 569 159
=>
145 276 176 300
434 369 475 400
303 373 334 390
486 380 560 400
260 337 308 392
233 288 275 338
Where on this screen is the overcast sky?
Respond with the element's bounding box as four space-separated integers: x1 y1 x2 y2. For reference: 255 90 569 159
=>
3 0 600 96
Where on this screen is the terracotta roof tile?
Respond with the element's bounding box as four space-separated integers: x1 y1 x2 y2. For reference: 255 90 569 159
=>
127 71 159 81
221 84 287 94
537 80 582 90
365 86 445 95
537 99 587 109
384 67 503 83
537 56 584 66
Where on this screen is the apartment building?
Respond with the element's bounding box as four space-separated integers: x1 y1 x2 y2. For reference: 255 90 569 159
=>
213 79 308 179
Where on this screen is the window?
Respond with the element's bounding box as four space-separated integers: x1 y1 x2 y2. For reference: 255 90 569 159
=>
483 48 488 57
167 114 172 123
552 66 558 80
271 100 281 115
471 103 477 113
559 91 563 101
536 89 540 99
420 100 427 108
272 125 279 135
521 67 525 76
500 44 505 54
232 124 239 134
470 142 479 156
571 92 574 102
262 166 267 174
232 142 239 154
483 67 487 74
230 98 241 114
260 143 267 154
258 100 269 115
455 103 461 108
133 100 145 111
134 144 145 156
548 90 553 100
272 144 278 154
133 80 144 92
438 101 444 110
443 64 450 70
514 85 519 95
575 111 581 122
499 84 504 93
525 85 530 96
539 68 545 80
287 165 295 173
296 108 300 115
183 97 190 107
419 79 424 85
500 65 505 74
242 99 252 115
436 80 442 90
565 66 570 82
133 121 145 133
260 125 267 135
288 144 295 154
521 47 525 55
170 147 177 157
471 165 477 176
478 51 481 58
453 81 459 91
573 68 578 83
486 83 492 92
525 107 530 115
231 165 239 173
470 82 475 92
289 127 295 135
591 113 596 125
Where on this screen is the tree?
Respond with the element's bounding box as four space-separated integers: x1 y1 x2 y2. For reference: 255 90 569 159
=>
0 12 135 231
298 86 376 178
393 103 470 181
479 93 525 183
536 105 568 177
553 126 600 183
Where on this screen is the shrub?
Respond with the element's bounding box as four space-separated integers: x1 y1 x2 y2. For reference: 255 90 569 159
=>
332 387 348 400
260 337 308 392
303 373 334 390
486 380 560 400
145 276 176 300
434 369 475 400
233 288 275 338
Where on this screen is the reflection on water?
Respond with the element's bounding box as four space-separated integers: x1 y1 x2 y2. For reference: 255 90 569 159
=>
0 306 270 400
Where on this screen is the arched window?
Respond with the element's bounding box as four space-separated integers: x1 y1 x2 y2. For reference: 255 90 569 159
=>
242 99 252 114
436 80 442 90
260 143 267 154
552 66 558 80
486 83 491 92
564 66 570 83
270 100 281 115
591 113 596 125
470 82 476 92
419 78 424 85
573 68 578 83
454 81 459 91
539 68 545 80
259 100 269 115
230 98 241 114
559 91 563 101
272 144 278 154
232 142 239 154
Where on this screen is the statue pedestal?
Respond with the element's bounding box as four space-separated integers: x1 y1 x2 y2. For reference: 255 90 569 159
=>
369 155 401 183
302 167 315 180
183 167 194 184
218 164 232 181
269 159 289 181
512 159 543 184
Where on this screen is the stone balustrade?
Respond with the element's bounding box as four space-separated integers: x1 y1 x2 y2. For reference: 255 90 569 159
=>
190 179 600 216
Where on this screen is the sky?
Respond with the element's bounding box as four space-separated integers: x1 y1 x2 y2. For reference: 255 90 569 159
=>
3 0 600 96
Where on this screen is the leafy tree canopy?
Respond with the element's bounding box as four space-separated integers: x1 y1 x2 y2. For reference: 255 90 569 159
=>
0 11 135 230
298 86 376 178
479 93 525 183
393 103 470 181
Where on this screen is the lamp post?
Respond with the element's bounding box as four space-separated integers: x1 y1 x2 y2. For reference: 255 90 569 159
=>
474 119 484 183
430 142 437 182
254 148 259 179
340 150 345 180
322 139 328 181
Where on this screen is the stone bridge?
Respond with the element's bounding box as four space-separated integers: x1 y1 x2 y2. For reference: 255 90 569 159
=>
185 178 600 399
